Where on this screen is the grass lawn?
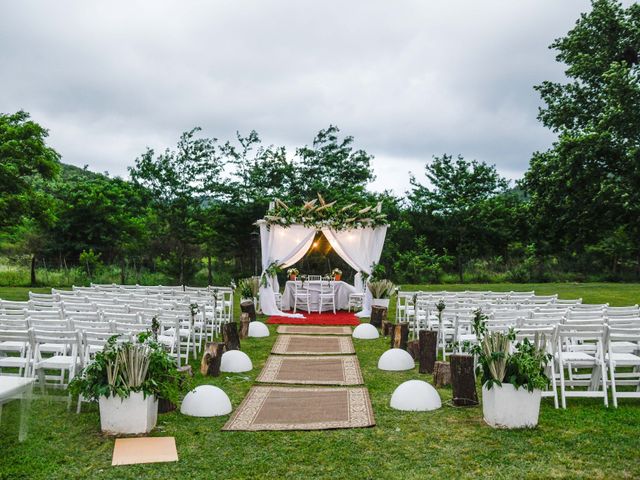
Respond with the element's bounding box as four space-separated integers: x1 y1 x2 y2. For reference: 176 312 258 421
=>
1 283 639 479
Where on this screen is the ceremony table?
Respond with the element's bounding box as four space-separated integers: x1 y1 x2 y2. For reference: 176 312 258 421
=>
0 376 35 442
281 280 357 312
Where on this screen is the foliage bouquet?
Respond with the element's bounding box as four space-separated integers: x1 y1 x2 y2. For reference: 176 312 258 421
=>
331 268 342 280
287 268 299 280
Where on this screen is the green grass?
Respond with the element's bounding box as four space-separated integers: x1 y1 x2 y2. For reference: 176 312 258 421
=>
1 283 640 479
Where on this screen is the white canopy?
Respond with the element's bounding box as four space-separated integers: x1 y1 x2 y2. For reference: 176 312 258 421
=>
257 221 387 318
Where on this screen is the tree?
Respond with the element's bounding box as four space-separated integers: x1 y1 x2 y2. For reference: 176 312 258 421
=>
408 154 510 281
129 128 223 284
0 110 60 228
293 125 376 201
524 0 640 275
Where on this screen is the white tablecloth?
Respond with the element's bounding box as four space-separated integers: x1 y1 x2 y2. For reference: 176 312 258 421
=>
281 280 357 312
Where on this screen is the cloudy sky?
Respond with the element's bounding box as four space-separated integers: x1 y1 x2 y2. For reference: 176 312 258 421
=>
0 1 607 193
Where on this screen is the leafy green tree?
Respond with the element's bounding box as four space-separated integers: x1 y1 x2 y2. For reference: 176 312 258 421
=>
129 128 223 284
408 154 510 281
524 0 640 274
0 110 60 228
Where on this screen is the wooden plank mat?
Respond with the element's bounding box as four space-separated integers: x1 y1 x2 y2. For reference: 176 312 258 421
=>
222 386 375 431
276 325 352 336
271 335 355 355
256 355 363 385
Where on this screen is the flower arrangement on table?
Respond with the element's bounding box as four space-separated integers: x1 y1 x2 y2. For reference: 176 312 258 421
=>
263 194 387 230
331 268 342 281
287 268 299 280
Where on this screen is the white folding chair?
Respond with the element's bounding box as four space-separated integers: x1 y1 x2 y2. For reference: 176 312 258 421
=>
318 280 336 314
606 327 640 407
0 330 33 377
293 281 311 313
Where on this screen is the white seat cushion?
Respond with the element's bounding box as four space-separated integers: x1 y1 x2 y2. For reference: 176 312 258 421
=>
606 353 640 365
557 352 596 362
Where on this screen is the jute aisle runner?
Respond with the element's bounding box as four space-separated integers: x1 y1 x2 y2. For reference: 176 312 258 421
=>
223 326 375 431
271 335 355 355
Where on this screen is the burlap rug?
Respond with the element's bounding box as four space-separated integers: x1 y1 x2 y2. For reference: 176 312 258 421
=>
222 386 375 431
276 325 352 336
256 355 363 385
271 335 355 355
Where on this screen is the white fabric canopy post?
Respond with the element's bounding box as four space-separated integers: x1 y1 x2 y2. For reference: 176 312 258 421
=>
322 226 387 317
258 221 316 317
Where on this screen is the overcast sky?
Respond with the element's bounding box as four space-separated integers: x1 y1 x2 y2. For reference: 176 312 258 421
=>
0 1 609 193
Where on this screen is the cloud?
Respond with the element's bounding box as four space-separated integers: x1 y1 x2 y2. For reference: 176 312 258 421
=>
0 0 603 193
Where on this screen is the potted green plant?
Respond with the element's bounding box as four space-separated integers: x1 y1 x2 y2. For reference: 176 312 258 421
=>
468 310 551 429
367 279 395 308
331 268 342 281
287 268 299 281
70 333 182 435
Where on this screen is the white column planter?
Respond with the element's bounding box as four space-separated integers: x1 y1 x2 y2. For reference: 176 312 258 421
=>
482 383 541 429
99 392 158 435
372 298 390 308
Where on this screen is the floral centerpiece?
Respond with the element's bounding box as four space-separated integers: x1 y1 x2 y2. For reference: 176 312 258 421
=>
331 268 342 281
287 268 299 280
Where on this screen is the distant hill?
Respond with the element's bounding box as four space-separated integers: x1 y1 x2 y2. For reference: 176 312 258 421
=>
59 162 111 181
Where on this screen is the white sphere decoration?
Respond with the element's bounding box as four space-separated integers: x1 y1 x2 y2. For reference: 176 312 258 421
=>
377 348 415 371
220 350 253 372
390 380 442 411
352 323 379 339
248 321 270 337
180 385 232 417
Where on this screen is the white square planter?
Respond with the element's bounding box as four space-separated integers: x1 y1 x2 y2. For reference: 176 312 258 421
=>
99 392 158 435
482 383 541 429
372 298 390 308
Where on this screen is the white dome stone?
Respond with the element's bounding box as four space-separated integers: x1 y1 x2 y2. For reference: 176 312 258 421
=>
390 380 442 411
220 350 253 373
377 348 415 371
352 323 379 339
180 385 232 417
248 321 270 337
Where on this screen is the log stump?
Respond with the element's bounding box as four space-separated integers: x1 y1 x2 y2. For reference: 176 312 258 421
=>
433 361 451 388
240 300 257 322
159 365 193 413
407 340 420 360
381 320 393 337
200 342 224 377
450 354 478 406
370 305 388 328
239 313 251 339
222 323 240 351
419 330 438 374
390 322 409 350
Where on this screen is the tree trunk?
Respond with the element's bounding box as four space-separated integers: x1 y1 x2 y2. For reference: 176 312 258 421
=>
390 322 409 350
179 252 185 286
120 257 126 285
222 323 240 351
407 340 420 360
370 305 387 328
240 300 257 322
200 343 224 376
239 313 251 339
30 255 37 286
433 361 451 387
159 365 193 412
207 255 213 286
381 320 393 337
419 330 438 374
450 354 478 406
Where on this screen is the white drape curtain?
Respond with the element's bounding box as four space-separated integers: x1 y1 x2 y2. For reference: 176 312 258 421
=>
321 226 387 317
258 221 316 317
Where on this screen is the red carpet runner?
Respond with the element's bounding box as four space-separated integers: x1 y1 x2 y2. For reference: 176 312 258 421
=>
266 310 361 326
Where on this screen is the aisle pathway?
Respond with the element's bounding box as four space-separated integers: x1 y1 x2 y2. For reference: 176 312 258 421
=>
223 325 375 431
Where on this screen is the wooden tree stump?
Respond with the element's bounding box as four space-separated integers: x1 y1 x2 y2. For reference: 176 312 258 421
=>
433 361 451 387
159 365 193 413
239 313 251 339
370 305 388 328
419 330 438 374
390 322 409 350
381 320 393 337
222 323 240 351
407 340 420 360
200 342 225 377
240 300 257 322
450 354 478 406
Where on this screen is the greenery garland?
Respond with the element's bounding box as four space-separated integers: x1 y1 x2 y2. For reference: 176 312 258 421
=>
263 194 387 230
